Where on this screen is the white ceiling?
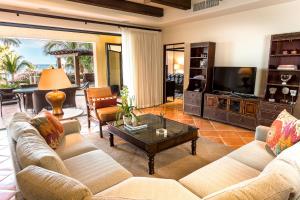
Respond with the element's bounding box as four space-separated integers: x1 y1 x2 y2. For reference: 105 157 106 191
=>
0 0 296 28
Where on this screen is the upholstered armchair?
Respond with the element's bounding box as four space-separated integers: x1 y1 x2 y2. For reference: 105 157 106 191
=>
84 87 120 138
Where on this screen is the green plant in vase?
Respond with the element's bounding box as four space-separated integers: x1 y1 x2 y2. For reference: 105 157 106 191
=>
117 86 139 126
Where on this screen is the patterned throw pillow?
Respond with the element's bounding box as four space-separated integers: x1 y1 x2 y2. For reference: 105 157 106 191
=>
266 110 300 155
30 110 64 149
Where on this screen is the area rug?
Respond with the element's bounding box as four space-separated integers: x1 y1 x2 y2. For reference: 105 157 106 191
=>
84 131 233 180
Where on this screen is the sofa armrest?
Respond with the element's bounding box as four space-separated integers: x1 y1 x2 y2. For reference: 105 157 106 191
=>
255 125 270 142
61 120 81 135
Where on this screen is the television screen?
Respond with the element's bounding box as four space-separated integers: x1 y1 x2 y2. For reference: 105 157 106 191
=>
213 67 257 95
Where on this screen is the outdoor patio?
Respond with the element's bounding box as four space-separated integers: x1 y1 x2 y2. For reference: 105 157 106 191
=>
0 90 87 130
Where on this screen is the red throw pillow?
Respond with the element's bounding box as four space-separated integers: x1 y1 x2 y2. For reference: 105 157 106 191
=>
266 110 300 155
30 110 64 149
92 97 117 109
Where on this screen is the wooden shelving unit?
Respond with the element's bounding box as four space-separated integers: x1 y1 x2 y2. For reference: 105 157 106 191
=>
258 32 300 126
184 42 216 116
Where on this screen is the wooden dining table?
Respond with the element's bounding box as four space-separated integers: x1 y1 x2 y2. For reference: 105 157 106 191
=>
13 85 79 111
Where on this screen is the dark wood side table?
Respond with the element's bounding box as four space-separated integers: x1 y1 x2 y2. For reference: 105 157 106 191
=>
107 114 198 175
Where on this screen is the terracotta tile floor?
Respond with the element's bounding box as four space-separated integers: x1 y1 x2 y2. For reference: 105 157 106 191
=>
0 97 254 200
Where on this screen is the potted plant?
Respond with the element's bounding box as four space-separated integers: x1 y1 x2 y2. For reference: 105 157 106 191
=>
117 86 139 126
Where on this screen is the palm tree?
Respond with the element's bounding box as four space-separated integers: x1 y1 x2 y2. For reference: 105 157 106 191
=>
0 38 21 47
2 53 32 82
43 41 93 72
43 41 92 54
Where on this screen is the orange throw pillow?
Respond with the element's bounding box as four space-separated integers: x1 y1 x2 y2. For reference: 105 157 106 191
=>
266 110 300 155
30 110 64 149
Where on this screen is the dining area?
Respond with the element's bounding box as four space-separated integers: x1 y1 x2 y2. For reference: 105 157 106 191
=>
12 84 79 113
0 84 88 129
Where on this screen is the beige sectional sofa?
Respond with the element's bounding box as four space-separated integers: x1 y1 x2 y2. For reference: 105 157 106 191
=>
8 112 300 200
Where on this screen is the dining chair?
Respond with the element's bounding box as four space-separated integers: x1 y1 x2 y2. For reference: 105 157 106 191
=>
20 84 37 111
0 88 22 117
84 87 120 138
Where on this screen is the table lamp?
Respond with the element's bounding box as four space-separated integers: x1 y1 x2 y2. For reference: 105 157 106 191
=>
38 68 72 115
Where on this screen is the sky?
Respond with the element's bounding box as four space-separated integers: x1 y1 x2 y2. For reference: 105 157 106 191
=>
11 39 56 65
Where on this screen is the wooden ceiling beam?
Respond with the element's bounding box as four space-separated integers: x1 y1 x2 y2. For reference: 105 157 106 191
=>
66 0 164 17
145 0 191 10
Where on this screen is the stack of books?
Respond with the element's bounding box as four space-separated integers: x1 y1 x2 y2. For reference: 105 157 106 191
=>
125 123 148 131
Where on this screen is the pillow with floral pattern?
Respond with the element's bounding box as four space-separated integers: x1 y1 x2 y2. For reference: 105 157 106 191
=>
266 109 300 155
30 110 64 149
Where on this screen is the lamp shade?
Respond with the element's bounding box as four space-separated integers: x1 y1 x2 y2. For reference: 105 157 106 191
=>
38 68 72 90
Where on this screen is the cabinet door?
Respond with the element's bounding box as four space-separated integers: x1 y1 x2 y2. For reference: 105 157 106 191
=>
244 101 258 116
260 101 293 113
217 97 228 110
184 104 201 116
212 109 227 123
259 109 280 122
228 112 257 130
184 91 202 106
206 95 218 107
203 107 215 119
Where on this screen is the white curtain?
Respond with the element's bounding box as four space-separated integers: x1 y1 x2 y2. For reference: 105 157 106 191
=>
122 28 163 108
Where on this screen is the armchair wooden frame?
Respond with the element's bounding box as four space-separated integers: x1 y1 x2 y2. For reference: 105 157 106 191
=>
84 87 119 138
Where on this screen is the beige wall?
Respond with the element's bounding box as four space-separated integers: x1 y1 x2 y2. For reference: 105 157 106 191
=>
162 0 300 96
94 35 121 87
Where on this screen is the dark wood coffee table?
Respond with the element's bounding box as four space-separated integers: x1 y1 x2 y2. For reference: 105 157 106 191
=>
107 114 198 174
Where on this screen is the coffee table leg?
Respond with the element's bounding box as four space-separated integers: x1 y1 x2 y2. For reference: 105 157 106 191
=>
109 133 114 147
192 139 197 155
148 153 155 175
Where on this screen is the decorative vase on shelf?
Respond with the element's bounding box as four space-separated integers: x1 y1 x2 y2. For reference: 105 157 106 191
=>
269 87 277 102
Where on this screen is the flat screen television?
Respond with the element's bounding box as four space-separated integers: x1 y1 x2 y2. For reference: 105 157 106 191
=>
213 67 257 95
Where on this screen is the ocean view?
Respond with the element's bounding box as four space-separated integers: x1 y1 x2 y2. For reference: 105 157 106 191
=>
35 64 57 70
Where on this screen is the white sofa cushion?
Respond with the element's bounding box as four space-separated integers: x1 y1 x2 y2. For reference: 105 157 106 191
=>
9 112 31 123
262 142 300 200
61 119 81 135
179 156 260 198
92 197 146 200
55 133 98 160
227 140 275 171
8 112 39 141
16 133 70 176
98 177 201 200
17 165 92 200
203 172 292 200
64 150 132 194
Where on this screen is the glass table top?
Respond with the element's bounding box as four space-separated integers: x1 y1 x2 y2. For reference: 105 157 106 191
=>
108 114 198 145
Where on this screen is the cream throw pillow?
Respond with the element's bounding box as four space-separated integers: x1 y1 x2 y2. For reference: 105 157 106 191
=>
8 112 39 141
262 142 300 200
204 172 292 200
17 165 92 200
16 132 70 176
